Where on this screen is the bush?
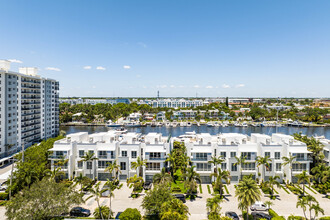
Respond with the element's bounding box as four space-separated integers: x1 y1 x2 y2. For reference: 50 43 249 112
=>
93 205 111 219
119 208 141 220
0 192 8 200
268 209 278 217
171 186 182 193
207 185 212 194
319 217 330 220
287 215 305 220
0 200 7 206
199 184 203 193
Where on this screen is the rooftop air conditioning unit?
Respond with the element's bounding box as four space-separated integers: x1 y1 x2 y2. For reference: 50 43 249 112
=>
89 138 94 143
266 139 271 145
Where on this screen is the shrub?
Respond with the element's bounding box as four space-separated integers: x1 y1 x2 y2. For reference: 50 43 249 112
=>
319 217 330 220
287 215 305 220
93 205 111 219
0 200 7 206
0 192 8 200
171 186 181 193
119 208 142 220
207 185 212 194
199 184 203 193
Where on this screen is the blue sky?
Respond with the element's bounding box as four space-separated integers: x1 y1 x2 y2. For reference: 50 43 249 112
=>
1 0 330 98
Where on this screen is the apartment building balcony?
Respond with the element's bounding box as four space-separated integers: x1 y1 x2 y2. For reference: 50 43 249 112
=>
22 106 40 110
22 132 41 139
21 85 41 89
98 155 116 160
21 112 41 117
148 157 166 161
49 155 69 159
192 157 208 161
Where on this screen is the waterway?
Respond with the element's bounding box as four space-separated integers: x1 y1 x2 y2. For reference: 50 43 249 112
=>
60 125 330 139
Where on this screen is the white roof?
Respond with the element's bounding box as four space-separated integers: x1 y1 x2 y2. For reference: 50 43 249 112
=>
145 146 166 152
49 145 71 151
289 147 311 154
97 145 116 151
191 147 212 153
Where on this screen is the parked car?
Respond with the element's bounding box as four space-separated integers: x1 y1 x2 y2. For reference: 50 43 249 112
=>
173 194 186 203
70 207 91 217
143 181 152 190
251 212 272 220
115 212 123 219
0 182 8 191
250 201 269 211
225 211 239 220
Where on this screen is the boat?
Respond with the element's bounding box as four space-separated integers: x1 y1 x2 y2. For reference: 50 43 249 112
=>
242 122 248 127
186 122 192 127
124 121 142 127
157 122 163 127
171 122 178 127
106 120 121 127
214 121 220 127
206 122 214 127
180 122 186 127
165 122 171 127
114 127 127 134
288 121 303 127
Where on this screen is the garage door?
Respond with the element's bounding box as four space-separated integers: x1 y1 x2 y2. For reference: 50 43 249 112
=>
119 175 127 181
200 176 211 184
98 173 111 181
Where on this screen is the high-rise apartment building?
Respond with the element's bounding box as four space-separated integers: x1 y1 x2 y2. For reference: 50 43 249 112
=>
0 60 59 159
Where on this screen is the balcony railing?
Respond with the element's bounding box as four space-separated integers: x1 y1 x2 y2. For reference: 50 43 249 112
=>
192 158 208 161
49 155 68 159
149 157 165 160
146 167 161 171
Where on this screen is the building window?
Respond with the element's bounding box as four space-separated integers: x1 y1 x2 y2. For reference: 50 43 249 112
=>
221 163 227 170
275 152 281 160
292 163 307 172
150 152 161 159
131 151 137 159
146 162 160 171
276 163 281 171
78 161 83 169
87 162 92 169
265 152 271 158
196 163 211 171
241 152 253 160
241 162 256 171
220 152 226 159
231 163 238 172
230 152 236 158
120 162 126 170
98 161 111 169
195 153 208 160
122 151 127 157
79 150 84 157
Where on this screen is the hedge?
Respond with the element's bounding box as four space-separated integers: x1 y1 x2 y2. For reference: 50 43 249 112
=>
199 184 203 194
207 185 212 194
0 192 8 200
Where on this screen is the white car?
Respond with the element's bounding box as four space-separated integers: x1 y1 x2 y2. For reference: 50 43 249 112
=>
250 201 269 211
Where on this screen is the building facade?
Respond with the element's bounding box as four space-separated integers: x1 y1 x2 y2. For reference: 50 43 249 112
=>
49 131 311 183
0 60 59 159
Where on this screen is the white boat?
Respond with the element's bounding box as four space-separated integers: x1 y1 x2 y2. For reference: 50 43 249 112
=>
124 121 142 127
214 121 220 127
165 122 171 127
180 122 187 127
157 122 163 127
106 120 121 127
206 122 214 127
186 122 192 126
114 127 127 134
242 122 248 127
171 122 178 127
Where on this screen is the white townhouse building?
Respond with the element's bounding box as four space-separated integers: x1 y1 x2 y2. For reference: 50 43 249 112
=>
49 131 311 183
315 136 330 166
0 60 59 160
139 99 204 108
49 131 170 181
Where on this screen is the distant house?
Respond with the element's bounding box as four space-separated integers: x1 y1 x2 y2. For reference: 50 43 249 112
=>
72 112 87 123
143 113 155 121
127 112 142 122
156 111 166 121
93 114 105 123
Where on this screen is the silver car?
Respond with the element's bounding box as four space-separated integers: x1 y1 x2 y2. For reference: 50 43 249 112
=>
250 202 269 211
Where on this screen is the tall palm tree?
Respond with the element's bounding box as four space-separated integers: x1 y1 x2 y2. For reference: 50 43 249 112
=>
104 178 123 220
234 155 247 180
86 182 107 219
282 153 297 183
131 156 147 178
296 196 308 220
165 153 176 175
153 167 172 185
74 173 85 192
208 156 225 181
210 168 230 198
311 163 329 184
104 160 121 180
295 171 311 196
311 203 324 220
235 176 261 219
265 175 281 198
182 166 201 197
296 195 319 220
256 156 271 182
206 195 223 219
44 167 65 181
79 151 98 179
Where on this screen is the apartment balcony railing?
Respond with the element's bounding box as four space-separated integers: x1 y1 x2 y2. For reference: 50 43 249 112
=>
146 167 161 171
22 127 41 133
98 155 115 159
49 155 68 159
21 85 41 89
149 157 166 160
21 122 40 128
22 132 41 139
22 112 41 117
192 158 208 161
295 158 312 161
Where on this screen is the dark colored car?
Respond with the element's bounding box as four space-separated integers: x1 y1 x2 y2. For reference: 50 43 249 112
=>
173 194 186 203
115 212 123 219
143 181 152 190
70 207 91 217
225 211 239 220
251 212 272 220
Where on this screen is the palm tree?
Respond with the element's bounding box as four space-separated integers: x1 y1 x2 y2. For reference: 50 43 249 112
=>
206 195 223 219
165 152 176 175
296 196 308 220
210 168 230 198
131 156 147 178
104 178 123 219
235 176 261 219
265 175 281 198
74 173 85 192
311 163 329 184
153 167 172 185
161 198 189 220
296 171 311 196
182 166 201 198
256 156 271 182
296 195 320 220
282 153 297 183
79 151 98 179
104 160 121 180
234 155 247 180
264 200 273 209
86 182 107 219
208 156 225 181
311 203 324 220
44 167 65 181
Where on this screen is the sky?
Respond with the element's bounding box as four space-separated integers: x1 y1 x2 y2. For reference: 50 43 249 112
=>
1 0 330 98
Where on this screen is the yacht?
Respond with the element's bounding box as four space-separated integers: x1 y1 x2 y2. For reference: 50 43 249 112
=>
186 122 192 127
124 121 142 127
114 127 127 134
206 122 214 127
106 120 121 127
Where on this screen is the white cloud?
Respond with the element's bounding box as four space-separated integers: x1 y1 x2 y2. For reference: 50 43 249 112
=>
8 59 23 63
235 84 245 88
222 84 231 89
178 85 185 88
123 65 131 69
206 85 213 89
193 85 200 88
83 66 92 70
45 67 61 71
138 42 147 48
157 85 167 89
92 85 96 89
96 66 106 70
170 85 175 88
136 74 141 78
142 86 147 89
